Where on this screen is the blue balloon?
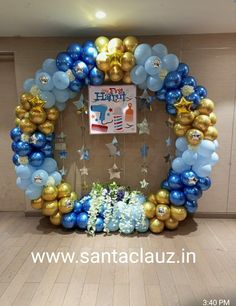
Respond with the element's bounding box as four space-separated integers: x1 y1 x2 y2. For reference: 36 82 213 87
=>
15 141 32 156
16 177 31 190
162 54 179 71
77 212 89 229
119 221 135 234
166 89 182 105
99 205 106 218
53 88 70 103
89 67 104 85
196 176 211 191
130 65 147 85
31 169 49 186
23 78 35 92
41 143 53 157
39 91 56 108
41 157 57 172
72 60 89 81
172 157 191 173
45 133 55 142
16 165 33 179
181 76 197 88
73 200 83 214
95 217 104 232
197 140 216 157
35 69 43 78
134 44 152 65
67 43 82 61
35 72 54 91
10 127 22 142
69 79 83 92
195 86 207 99
177 63 189 78
184 186 202 201
55 102 66 111
152 43 168 59
186 92 200 107
182 149 198 165
25 184 42 200
147 76 163 92
144 56 162 76
12 153 20 166
175 137 188 152
83 40 94 48
181 170 198 186
166 104 177 115
138 81 147 90
161 179 171 191
82 45 98 66
168 173 183 189
56 52 73 71
135 218 149 233
170 190 186 206
155 88 167 101
29 152 45 167
42 58 58 75
82 197 91 213
185 200 198 213
11 141 18 152
52 71 70 90
192 164 212 178
30 132 46 149
50 171 62 185
164 71 182 89
107 219 119 232
62 212 77 229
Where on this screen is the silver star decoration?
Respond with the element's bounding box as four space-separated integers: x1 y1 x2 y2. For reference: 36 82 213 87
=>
141 164 148 174
106 137 120 157
21 134 30 142
165 136 172 147
108 164 121 180
140 179 149 189
73 94 85 110
78 145 90 160
137 118 150 135
140 89 149 100
80 166 88 176
188 176 198 185
59 166 67 177
57 132 66 142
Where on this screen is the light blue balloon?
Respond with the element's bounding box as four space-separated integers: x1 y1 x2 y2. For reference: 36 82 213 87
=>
16 177 31 190
39 91 56 108
175 137 188 152
53 88 70 103
16 165 34 179
41 158 57 173
209 152 219 165
175 149 182 157
23 78 35 91
52 71 70 90
134 44 152 65
138 81 148 90
182 149 198 165
192 164 212 177
50 171 62 185
152 43 168 58
35 69 43 78
130 65 147 85
119 221 135 234
31 169 49 186
147 76 163 91
25 184 42 200
162 54 179 71
135 218 149 233
197 140 216 158
144 56 162 76
42 59 58 75
35 72 54 91
107 219 119 232
172 157 191 173
55 102 66 111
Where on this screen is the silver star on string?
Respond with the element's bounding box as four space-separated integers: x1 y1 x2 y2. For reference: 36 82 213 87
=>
140 179 149 189
73 94 85 110
108 164 121 180
59 166 67 177
80 166 88 176
78 145 90 160
165 136 172 147
106 137 120 156
57 132 66 142
137 118 150 135
141 164 148 174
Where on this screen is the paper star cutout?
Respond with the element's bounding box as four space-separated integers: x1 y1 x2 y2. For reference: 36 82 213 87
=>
66 69 75 81
73 94 87 114
165 117 175 128
78 146 90 160
165 136 172 147
140 144 149 158
141 164 148 174
59 150 68 160
174 97 193 114
164 153 172 163
108 164 121 180
57 132 66 142
59 166 67 177
138 90 154 111
137 118 150 135
140 179 149 189
112 137 118 145
80 166 88 176
29 95 45 107
106 139 120 157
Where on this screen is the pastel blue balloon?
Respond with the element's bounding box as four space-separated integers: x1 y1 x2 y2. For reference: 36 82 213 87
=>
31 169 49 186
130 65 147 85
185 200 198 213
107 219 119 232
29 152 45 167
147 76 163 92
95 217 104 232
192 164 212 177
35 72 54 91
52 71 70 90
16 165 33 179
197 140 216 158
56 52 73 72
152 43 168 58
35 69 43 78
172 157 191 173
175 137 188 152
196 176 211 191
73 200 83 214
39 91 56 108
214 139 219 149
119 221 134 234
177 63 189 78
23 78 35 91
41 157 57 173
30 132 46 149
184 186 202 201
168 173 182 189
50 171 62 185
25 184 42 200
181 170 198 186
16 177 31 190
135 218 149 233
144 56 162 76
134 44 152 65
77 212 88 229
67 43 82 61
55 102 66 111
62 212 77 229
209 152 219 165
138 81 148 90
42 58 58 75
170 190 186 206
162 54 179 71
53 88 70 103
182 149 198 165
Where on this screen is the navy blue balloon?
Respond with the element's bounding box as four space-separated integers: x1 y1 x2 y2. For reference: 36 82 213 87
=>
185 200 198 213
170 190 186 206
10 127 22 142
155 88 167 101
73 200 83 214
69 79 83 92
45 133 55 142
89 67 104 85
67 43 82 61
166 104 177 115
161 179 171 191
83 40 94 48
29 151 45 167
62 212 77 229
82 197 91 212
181 170 198 186
169 168 178 176
197 176 211 191
82 45 98 66
15 141 32 156
72 60 89 81
168 173 183 189
181 76 197 88
77 212 88 229
195 86 207 99
177 63 189 78
12 153 20 166
30 132 46 149
164 71 182 89
166 89 182 105
12 141 18 152
186 92 201 107
56 52 73 72
41 143 53 157
95 217 104 232
184 186 202 201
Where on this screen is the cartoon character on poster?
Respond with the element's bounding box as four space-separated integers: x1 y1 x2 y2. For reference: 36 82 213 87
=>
89 85 137 134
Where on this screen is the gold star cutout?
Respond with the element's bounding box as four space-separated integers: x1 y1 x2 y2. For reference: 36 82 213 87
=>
108 164 121 180
80 166 88 176
174 97 193 114
29 95 45 107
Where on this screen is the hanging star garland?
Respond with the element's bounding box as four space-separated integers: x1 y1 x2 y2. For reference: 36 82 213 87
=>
108 164 121 180
57 132 66 142
140 144 149 158
79 166 88 176
137 90 155 111
106 137 120 156
59 150 68 160
165 136 172 147
73 94 87 114
141 164 148 174
78 145 90 160
137 118 150 135
174 97 193 114
59 166 67 177
140 179 149 189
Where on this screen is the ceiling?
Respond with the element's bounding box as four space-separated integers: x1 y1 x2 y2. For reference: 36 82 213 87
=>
1 0 236 37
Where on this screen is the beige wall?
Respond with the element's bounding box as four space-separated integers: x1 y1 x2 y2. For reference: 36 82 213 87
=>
0 34 235 213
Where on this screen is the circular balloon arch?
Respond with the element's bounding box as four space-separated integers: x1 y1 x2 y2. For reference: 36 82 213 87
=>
10 36 219 235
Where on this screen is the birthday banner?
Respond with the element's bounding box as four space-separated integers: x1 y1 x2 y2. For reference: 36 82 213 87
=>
88 85 137 134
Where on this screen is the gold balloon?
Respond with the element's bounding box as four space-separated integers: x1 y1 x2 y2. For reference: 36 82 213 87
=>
95 36 109 52
176 112 195 125
170 205 187 222
165 217 179 230
192 115 211 132
38 120 54 135
19 118 36 134
186 129 203 146
149 218 165 234
156 204 170 221
143 201 156 219
15 105 28 119
148 194 157 205
96 52 111 72
42 200 58 216
198 98 214 115
29 106 47 124
120 52 135 71
50 211 62 226
20 92 33 110
42 185 58 201
31 197 44 210
209 112 217 125
46 107 59 121
57 183 72 199
108 38 125 54
156 189 169 204
123 36 138 52
58 197 74 214
70 191 78 201
204 126 218 141
15 118 21 126
104 73 110 82
109 65 124 82
174 123 191 137
122 72 132 84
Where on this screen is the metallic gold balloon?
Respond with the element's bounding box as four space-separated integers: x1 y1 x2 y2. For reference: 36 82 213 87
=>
209 112 217 125
193 110 200 117
108 38 125 54
176 112 195 125
156 189 169 205
20 92 33 110
58 197 74 214
46 107 59 121
192 115 211 132
186 129 203 146
19 118 36 134
95 36 109 52
96 52 111 72
170 205 187 222
42 200 58 216
42 186 58 201
15 105 28 119
204 126 218 141
29 106 47 124
174 123 191 137
50 211 62 226
38 120 54 135
70 191 78 202
120 52 135 71
122 72 132 84
156 204 170 221
148 194 157 205
57 183 72 199
149 218 165 234
123 36 138 52
165 217 179 230
15 118 21 126
31 197 44 210
198 98 214 115
104 73 110 82
109 65 124 82
143 201 156 219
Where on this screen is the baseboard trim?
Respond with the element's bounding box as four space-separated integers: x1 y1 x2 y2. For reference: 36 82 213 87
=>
25 211 42 217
